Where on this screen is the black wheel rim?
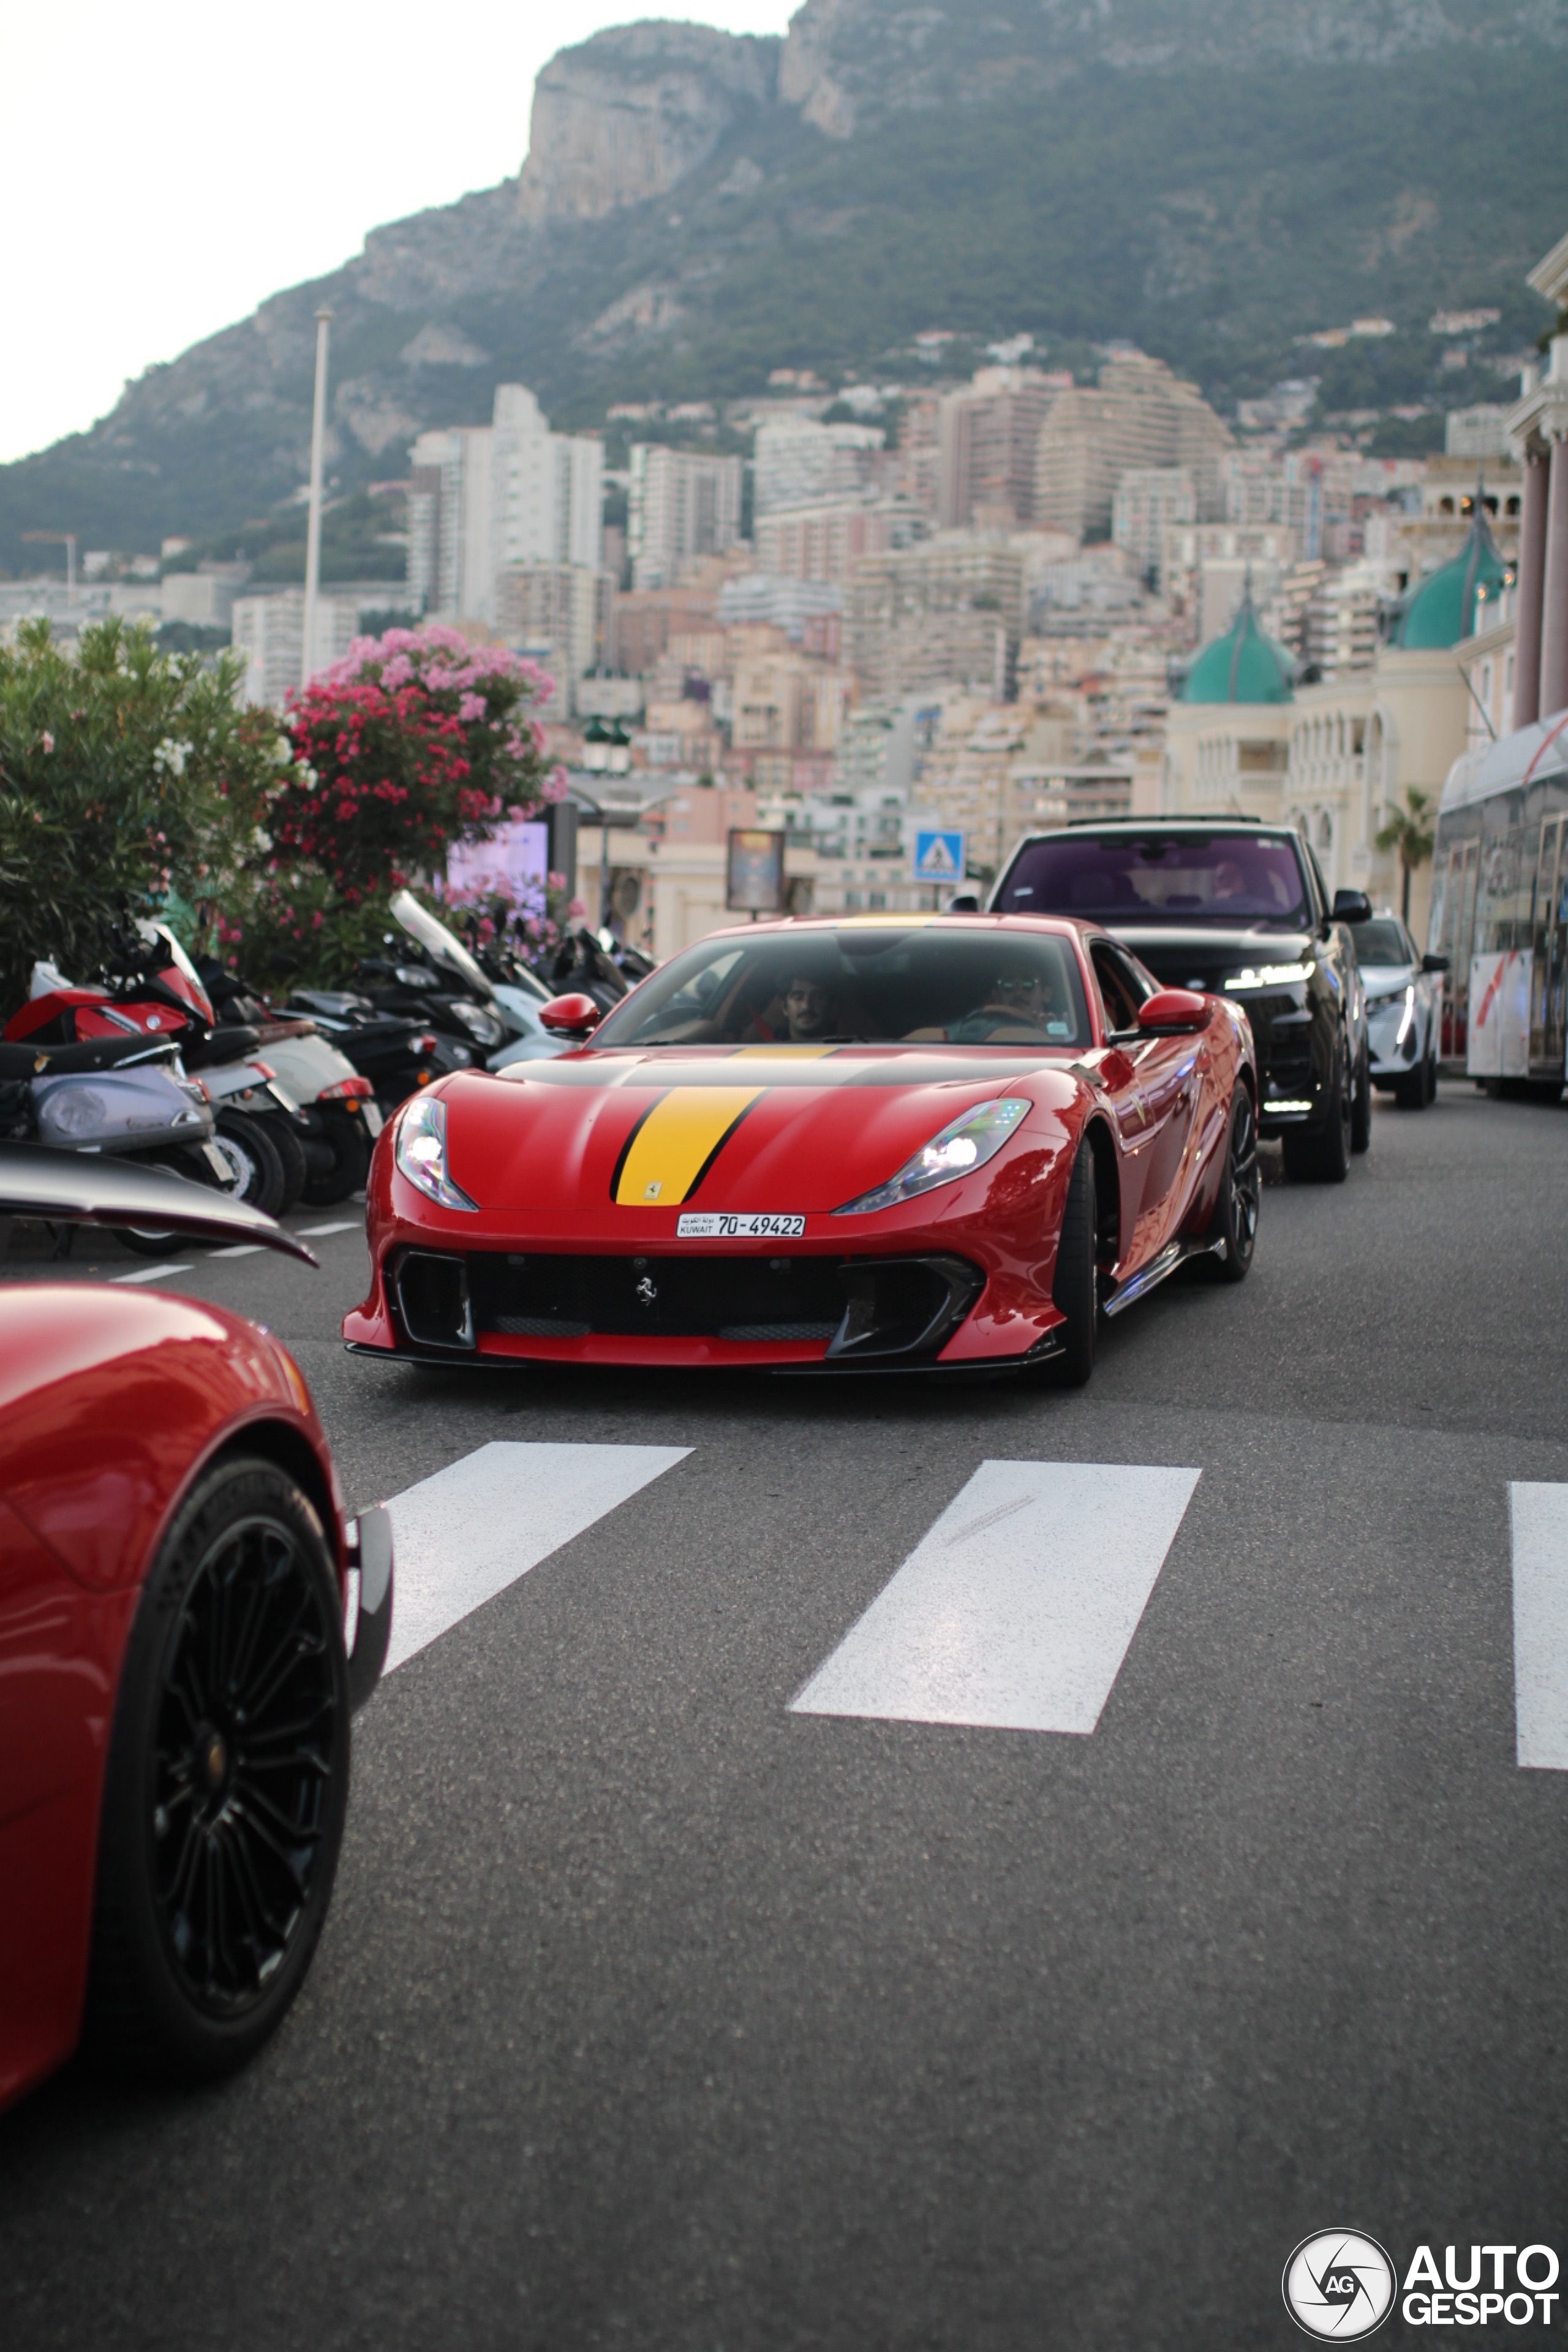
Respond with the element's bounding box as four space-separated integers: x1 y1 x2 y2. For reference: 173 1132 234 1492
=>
151 1514 339 2016
1229 1094 1260 1253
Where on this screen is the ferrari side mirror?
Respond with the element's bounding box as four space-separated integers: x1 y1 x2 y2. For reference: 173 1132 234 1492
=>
1136 988 1209 1034
539 992 603 1036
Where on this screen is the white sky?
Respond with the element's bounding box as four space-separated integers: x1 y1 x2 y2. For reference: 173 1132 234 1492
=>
0 2 791 466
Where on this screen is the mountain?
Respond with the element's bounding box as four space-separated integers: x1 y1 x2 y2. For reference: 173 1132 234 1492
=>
4 0 1565 575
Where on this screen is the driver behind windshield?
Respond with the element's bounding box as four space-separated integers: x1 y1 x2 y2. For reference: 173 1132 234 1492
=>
782 973 838 1041
737 966 844 1044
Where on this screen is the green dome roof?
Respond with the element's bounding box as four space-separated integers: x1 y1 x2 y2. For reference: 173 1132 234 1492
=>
1182 593 1295 705
1397 509 1509 649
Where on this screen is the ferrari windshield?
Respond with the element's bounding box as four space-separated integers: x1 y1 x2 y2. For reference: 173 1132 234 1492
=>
998 832 1313 928
592 925 1093 1049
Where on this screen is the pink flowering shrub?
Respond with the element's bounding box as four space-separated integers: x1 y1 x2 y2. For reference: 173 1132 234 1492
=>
234 626 559 982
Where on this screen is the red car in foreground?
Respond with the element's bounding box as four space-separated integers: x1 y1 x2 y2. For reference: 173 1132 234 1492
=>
0 1148 392 2111
345 914 1258 1384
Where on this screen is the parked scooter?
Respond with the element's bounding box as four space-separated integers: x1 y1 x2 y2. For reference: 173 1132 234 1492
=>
197 963 388 1205
9 926 311 1218
0 1028 230 1255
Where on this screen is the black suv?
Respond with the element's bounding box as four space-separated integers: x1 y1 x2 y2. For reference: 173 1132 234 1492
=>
987 818 1373 1182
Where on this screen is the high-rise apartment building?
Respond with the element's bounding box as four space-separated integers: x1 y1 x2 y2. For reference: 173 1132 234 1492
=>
628 446 743 589
753 417 884 515
1112 468 1197 589
1033 357 1231 542
407 426 495 620
938 369 1065 529
232 590 361 707
407 385 603 621
492 563 611 715
492 385 603 573
755 496 919 586
845 535 1026 699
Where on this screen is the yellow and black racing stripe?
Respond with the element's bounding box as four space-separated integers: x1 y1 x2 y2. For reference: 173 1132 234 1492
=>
611 1087 764 1206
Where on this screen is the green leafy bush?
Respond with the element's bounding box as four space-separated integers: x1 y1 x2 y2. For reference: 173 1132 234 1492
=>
0 618 286 1009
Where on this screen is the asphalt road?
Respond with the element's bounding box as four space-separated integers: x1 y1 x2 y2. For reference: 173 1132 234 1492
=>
3 1082 1567 2351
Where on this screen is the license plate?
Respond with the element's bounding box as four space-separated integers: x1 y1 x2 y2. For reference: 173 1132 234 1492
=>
676 1212 806 1239
363 1101 385 1137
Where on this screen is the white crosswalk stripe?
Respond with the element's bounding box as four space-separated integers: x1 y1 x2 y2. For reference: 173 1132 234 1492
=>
792 1460 1200 1735
1510 1482 1568 1769
383 1440 690 1675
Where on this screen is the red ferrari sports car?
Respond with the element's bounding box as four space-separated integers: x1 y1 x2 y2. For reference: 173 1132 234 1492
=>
0 1148 393 2112
345 914 1258 1382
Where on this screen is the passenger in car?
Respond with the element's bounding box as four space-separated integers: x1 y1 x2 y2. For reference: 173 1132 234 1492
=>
905 962 1067 1044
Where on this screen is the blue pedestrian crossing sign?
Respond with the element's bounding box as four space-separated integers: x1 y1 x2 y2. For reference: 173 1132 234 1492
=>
913 829 965 884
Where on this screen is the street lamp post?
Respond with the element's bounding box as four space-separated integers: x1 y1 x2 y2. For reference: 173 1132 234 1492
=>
301 306 333 692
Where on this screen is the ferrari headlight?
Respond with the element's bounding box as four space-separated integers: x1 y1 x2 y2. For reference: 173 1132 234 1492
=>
394 1094 477 1213
833 1097 1030 1217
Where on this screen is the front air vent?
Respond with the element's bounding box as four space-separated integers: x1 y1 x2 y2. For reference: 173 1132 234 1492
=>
460 1252 984 1363
393 1250 475 1351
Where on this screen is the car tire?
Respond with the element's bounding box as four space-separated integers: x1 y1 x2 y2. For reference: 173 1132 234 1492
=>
211 1110 287 1218
300 1106 371 1207
1350 1039 1372 1155
1394 1050 1428 1110
84 1456 350 2082
1202 1087 1259 1283
1049 1138 1098 1387
1283 1035 1352 1184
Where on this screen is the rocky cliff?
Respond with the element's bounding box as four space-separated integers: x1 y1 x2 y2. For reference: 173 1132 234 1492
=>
4 0 1566 569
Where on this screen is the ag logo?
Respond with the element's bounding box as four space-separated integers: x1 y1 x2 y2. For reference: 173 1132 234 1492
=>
1283 2231 1395 2339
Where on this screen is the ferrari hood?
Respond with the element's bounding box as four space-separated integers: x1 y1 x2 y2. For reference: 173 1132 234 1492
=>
437 1049 1080 1217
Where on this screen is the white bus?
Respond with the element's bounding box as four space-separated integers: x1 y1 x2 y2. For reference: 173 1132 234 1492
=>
1431 713 1568 1084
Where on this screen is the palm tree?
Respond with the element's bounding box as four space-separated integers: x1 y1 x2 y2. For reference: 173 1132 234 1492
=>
1374 786 1436 924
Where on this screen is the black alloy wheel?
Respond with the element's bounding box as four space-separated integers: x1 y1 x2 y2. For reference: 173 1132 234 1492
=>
1204 1087 1259 1283
1283 1033 1352 1184
212 1109 287 1216
1350 1038 1373 1155
86 1457 350 2081
1047 1137 1098 1387
300 1104 371 1208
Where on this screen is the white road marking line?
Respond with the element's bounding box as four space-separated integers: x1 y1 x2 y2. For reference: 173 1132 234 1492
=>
793 1460 1201 1735
211 1243 264 1259
383 1439 690 1675
109 1262 192 1284
297 1219 361 1237
1510 1482 1568 1768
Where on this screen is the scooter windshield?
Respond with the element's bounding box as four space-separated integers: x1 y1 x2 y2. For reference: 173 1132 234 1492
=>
390 889 495 1003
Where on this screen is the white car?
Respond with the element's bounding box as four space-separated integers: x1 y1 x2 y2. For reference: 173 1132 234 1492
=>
1356 911 1442 1109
